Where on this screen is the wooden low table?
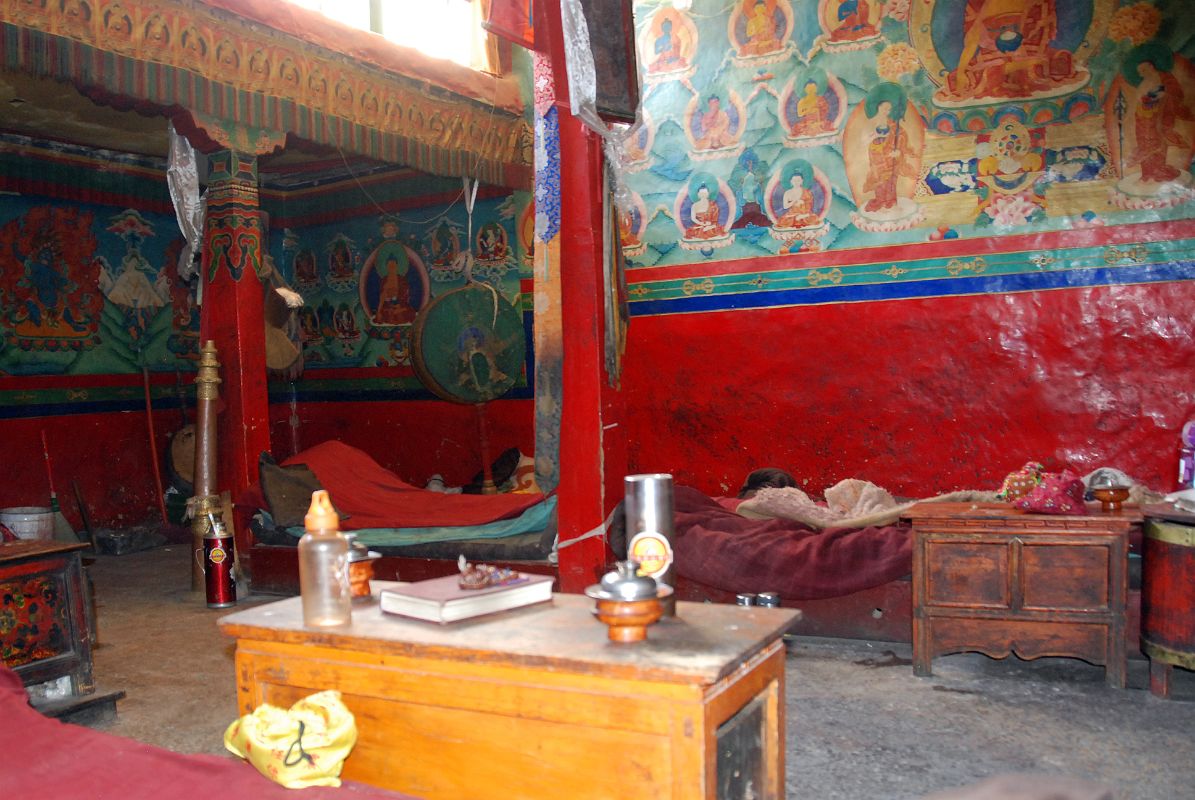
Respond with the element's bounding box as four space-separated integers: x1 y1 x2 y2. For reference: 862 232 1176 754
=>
220 590 797 800
906 502 1139 687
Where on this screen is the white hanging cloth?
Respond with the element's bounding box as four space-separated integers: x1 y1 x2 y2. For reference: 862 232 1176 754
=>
166 122 206 299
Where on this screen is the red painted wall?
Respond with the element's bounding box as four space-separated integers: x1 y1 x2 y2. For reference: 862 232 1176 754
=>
0 412 176 530
623 280 1195 498
0 398 533 529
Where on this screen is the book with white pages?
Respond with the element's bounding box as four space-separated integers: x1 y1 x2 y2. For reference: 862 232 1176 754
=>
379 572 554 623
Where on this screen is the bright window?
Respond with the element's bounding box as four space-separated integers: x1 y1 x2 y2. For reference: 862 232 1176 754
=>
287 0 479 68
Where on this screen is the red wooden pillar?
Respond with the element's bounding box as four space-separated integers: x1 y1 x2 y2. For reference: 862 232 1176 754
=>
539 6 627 593
199 149 271 504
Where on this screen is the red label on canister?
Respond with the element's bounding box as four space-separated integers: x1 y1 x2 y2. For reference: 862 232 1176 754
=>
204 533 237 608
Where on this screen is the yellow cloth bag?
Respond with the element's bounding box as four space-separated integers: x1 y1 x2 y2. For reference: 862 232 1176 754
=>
223 690 358 789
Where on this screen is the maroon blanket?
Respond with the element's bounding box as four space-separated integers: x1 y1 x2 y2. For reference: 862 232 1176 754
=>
0 665 415 800
241 441 545 530
672 486 913 600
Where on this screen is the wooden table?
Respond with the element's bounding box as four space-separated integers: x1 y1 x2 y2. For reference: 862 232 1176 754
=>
220 590 797 800
906 503 1139 687
0 540 94 695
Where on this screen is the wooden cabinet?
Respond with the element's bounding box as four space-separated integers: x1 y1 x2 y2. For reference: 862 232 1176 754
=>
0 541 94 695
220 591 796 800
907 503 1137 688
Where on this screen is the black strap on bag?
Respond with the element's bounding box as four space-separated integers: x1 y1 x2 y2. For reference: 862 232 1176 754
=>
283 721 315 767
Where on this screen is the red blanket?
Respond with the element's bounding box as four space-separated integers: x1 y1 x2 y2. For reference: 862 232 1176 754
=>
242 441 545 531
0 665 414 800
672 486 912 600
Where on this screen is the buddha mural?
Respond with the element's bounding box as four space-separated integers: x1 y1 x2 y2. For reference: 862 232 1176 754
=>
909 0 1111 113
640 9 698 83
1106 42 1195 209
780 70 844 147
360 218 430 328
766 159 830 250
843 84 925 232
675 172 736 250
729 0 794 65
685 91 745 158
817 0 882 52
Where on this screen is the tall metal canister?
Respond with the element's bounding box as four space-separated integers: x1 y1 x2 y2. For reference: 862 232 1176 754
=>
624 473 676 616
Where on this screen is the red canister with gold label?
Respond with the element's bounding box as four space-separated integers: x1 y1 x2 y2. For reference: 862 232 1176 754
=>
203 519 237 609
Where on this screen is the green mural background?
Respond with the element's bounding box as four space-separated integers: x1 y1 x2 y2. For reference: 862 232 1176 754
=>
621 0 1195 267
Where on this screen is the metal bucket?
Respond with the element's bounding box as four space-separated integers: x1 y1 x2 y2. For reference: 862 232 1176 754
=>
0 507 54 541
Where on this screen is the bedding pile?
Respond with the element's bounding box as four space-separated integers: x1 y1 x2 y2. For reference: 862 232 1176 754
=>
672 486 916 600
737 478 998 529
239 441 545 531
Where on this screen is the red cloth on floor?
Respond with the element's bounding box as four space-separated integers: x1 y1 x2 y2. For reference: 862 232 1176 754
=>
240 441 545 530
672 486 912 600
0 664 415 800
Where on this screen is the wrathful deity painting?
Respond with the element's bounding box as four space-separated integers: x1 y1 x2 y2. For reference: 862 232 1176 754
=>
0 201 199 377
623 0 1195 269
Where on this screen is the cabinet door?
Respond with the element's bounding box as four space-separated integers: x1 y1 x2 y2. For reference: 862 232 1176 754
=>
924 539 1010 609
1021 541 1111 612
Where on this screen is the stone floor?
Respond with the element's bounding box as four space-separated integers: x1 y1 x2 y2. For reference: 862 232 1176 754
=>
72 546 1195 799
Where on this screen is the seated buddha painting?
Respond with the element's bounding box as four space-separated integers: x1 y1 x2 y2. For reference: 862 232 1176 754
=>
765 159 831 250
674 172 737 251
780 69 845 147
910 0 1114 108
729 0 795 65
685 91 746 158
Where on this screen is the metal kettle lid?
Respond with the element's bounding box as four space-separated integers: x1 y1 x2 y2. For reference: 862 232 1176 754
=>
591 559 659 601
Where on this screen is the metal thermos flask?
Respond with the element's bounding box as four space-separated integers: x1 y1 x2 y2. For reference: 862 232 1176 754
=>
203 516 237 609
624 473 676 616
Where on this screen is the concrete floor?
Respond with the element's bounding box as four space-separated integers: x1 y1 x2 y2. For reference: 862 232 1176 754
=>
77 546 1195 799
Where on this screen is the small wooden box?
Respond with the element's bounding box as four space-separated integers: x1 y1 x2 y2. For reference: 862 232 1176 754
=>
220 591 796 800
0 541 94 695
907 503 1137 688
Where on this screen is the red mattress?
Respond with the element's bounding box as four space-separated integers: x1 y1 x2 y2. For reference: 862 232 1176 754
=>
0 664 414 800
671 486 913 600
239 441 545 530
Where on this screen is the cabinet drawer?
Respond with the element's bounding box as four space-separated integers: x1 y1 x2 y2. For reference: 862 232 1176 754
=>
925 541 1009 609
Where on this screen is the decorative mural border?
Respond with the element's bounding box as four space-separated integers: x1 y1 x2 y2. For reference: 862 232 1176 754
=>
0 6 531 187
0 375 192 419
626 219 1195 315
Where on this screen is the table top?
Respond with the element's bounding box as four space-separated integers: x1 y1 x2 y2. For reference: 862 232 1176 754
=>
0 540 89 564
903 501 1143 529
220 586 799 685
1142 502 1195 525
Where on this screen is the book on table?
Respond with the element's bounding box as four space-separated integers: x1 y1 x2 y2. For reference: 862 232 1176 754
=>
379 572 555 623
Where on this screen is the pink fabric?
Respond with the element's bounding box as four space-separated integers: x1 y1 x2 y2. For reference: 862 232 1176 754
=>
1014 470 1088 515
672 487 913 600
0 664 414 800
239 441 545 530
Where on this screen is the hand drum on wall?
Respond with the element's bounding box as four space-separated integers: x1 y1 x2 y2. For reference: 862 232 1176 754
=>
411 284 525 405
